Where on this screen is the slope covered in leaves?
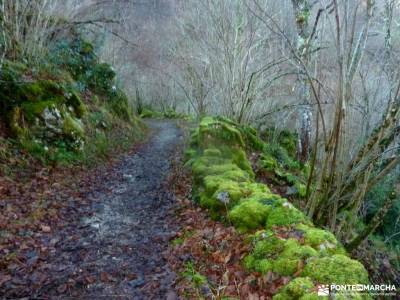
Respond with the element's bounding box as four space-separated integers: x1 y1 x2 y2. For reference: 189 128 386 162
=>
185 117 370 299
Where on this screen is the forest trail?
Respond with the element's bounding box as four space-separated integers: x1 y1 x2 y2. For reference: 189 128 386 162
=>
38 120 183 299
65 119 183 299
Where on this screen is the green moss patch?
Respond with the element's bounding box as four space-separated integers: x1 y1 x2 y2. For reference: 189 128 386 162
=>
302 254 369 285
229 197 272 231
272 277 317 300
266 204 311 228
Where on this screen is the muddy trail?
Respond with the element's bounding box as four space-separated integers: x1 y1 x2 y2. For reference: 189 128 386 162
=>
4 120 184 300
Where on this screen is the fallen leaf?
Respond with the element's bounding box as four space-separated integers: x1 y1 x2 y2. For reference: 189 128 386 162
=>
41 225 51 233
85 276 96 284
100 271 110 282
248 292 260 300
57 284 67 293
0 274 12 286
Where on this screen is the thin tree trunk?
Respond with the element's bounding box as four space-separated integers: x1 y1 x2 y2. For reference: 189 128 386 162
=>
346 190 397 252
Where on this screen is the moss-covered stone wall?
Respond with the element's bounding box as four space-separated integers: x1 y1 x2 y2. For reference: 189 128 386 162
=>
185 117 371 299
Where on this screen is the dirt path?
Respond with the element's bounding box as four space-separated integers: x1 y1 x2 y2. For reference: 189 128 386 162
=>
33 120 183 299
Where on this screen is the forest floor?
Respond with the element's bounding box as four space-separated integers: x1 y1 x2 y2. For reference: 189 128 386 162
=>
0 120 185 299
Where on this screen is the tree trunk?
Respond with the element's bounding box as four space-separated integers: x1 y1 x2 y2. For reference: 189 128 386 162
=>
291 0 312 163
345 190 397 252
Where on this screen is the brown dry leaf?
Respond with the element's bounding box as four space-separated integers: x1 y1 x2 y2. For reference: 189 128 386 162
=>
100 271 110 282
224 285 237 295
240 283 251 296
222 270 230 286
40 225 51 233
85 275 96 284
126 273 138 281
224 251 232 264
0 274 12 287
57 284 67 293
248 292 260 300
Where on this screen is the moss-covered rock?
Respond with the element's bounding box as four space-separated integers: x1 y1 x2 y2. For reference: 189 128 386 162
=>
197 117 245 148
245 236 318 276
273 277 316 300
302 255 369 285
272 239 318 276
63 114 84 136
229 197 272 231
199 180 269 212
266 204 310 228
296 224 344 254
186 117 369 299
65 90 86 118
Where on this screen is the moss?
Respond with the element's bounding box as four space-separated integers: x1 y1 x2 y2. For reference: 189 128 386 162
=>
63 114 84 138
266 204 310 228
20 80 62 102
272 239 317 276
251 234 286 259
187 117 369 300
65 90 86 118
299 294 320 300
264 143 300 170
296 224 339 251
240 125 265 151
184 148 198 161
203 148 222 157
201 180 248 210
88 63 116 93
295 182 307 198
230 147 254 176
197 164 250 181
8 107 28 137
259 153 278 171
246 236 318 276
21 101 59 122
107 89 133 122
244 255 273 275
140 108 163 118
198 169 269 212
243 255 255 269
229 198 272 231
302 254 369 285
254 259 273 274
198 117 245 148
272 277 315 300
278 130 298 158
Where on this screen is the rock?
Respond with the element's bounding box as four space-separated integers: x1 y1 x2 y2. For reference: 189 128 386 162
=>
216 191 230 204
42 107 63 135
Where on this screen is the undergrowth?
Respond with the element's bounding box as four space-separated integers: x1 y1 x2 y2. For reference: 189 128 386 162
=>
0 32 144 176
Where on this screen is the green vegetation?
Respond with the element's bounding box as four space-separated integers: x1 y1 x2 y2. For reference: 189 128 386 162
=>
272 277 317 300
140 107 189 119
0 33 143 171
186 117 371 299
256 129 309 199
182 261 208 287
